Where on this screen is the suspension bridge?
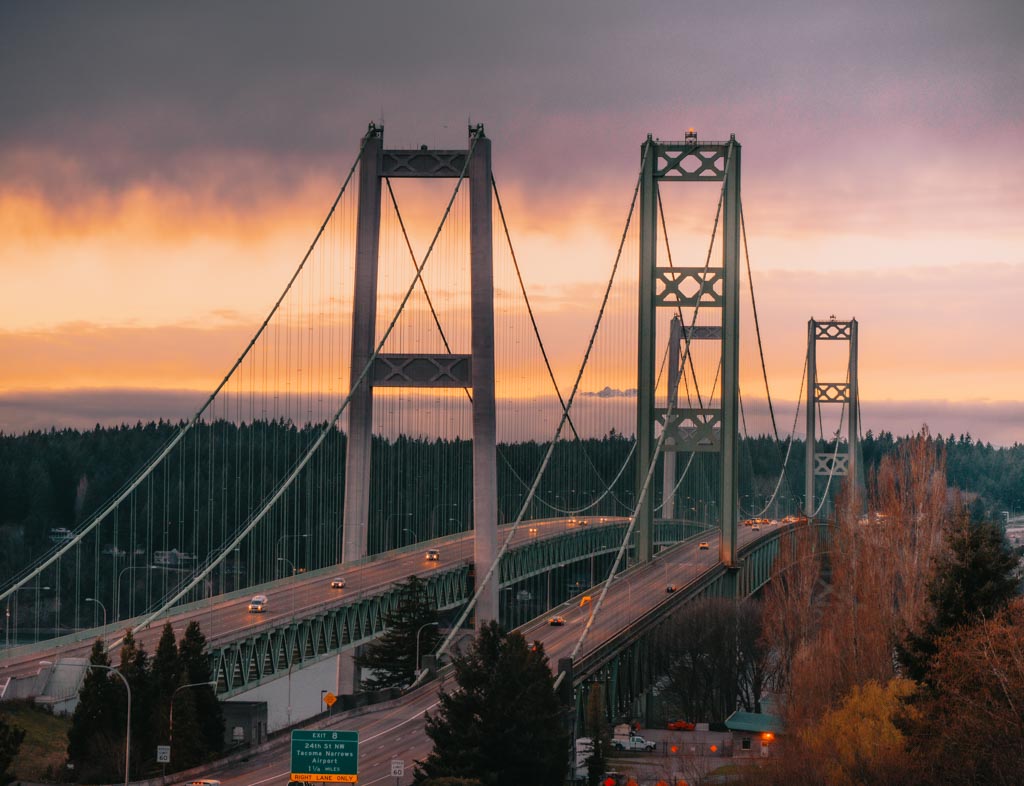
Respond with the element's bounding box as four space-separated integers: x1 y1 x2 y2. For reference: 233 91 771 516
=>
0 124 861 775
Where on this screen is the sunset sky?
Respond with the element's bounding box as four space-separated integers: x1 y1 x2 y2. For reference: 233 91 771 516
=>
1 1 1023 442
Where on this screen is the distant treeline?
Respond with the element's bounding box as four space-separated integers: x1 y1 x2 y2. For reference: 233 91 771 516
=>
0 421 1017 587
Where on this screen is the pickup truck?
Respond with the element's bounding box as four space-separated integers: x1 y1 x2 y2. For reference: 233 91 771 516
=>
611 735 656 752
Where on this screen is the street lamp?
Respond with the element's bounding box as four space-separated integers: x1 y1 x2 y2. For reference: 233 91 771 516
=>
275 533 310 566
84 597 107 641
277 556 297 577
33 585 54 644
415 621 440 675
43 660 130 786
277 558 298 618
401 527 417 546
169 680 217 760
429 503 458 539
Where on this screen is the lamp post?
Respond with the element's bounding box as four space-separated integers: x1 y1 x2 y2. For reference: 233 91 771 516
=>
84 597 107 641
401 527 417 546
384 513 412 551
43 660 130 786
429 503 458 539
277 558 298 618
33 585 53 644
169 680 217 760
117 565 162 621
415 621 440 675
277 556 297 578
275 533 310 568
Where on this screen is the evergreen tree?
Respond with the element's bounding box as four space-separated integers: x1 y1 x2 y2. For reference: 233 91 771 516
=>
899 512 1020 685
67 639 122 784
355 575 440 690
178 621 224 763
0 716 25 786
152 623 181 747
118 629 155 777
415 622 568 786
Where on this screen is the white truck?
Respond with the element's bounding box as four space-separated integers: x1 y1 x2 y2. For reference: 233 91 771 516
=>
611 726 656 752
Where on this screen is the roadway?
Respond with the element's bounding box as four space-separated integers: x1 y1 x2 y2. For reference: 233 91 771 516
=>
0 516 624 685
199 523 769 785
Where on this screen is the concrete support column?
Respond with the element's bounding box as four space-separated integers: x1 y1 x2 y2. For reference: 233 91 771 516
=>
342 128 383 563
805 320 817 518
719 137 741 570
662 316 681 520
848 320 860 497
469 130 499 625
636 136 657 563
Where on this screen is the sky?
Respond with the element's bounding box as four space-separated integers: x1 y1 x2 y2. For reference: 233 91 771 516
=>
1 0 1023 443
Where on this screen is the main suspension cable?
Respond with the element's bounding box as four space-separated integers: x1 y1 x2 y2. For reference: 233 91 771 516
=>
0 136 369 604
133 130 483 633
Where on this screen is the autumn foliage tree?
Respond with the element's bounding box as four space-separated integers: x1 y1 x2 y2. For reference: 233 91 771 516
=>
764 429 951 728
900 599 1024 785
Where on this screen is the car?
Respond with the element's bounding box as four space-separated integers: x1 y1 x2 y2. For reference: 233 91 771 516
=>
666 584 677 593
751 523 761 531
667 719 695 731
184 781 222 786
548 616 566 626
425 548 440 561
247 594 268 613
330 577 347 589
698 541 710 550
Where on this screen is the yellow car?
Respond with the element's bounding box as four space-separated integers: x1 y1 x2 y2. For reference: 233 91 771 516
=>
698 541 710 550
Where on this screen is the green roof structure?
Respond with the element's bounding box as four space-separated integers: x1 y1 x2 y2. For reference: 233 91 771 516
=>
724 711 785 735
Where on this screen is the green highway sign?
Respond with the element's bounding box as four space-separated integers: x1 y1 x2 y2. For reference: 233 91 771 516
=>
290 730 359 783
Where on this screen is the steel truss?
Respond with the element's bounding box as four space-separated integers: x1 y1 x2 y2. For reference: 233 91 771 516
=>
638 133 741 570
804 318 861 518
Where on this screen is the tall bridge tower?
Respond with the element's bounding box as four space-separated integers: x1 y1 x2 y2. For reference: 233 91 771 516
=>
804 317 861 518
343 123 499 624
637 132 741 568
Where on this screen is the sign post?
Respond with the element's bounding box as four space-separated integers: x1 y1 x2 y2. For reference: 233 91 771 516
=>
390 758 404 785
291 730 359 783
156 745 170 764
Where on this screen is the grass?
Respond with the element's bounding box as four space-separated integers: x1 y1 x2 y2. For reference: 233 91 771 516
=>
0 699 70 783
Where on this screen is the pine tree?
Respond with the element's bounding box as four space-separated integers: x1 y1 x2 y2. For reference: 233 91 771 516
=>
118 629 154 777
178 621 223 763
67 639 122 783
899 512 1020 685
152 623 181 747
415 622 568 786
355 575 440 690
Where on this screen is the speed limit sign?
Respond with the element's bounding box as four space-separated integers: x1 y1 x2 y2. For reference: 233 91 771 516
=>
390 758 404 777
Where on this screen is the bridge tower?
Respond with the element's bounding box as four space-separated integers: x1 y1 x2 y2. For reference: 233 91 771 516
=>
804 317 861 518
638 132 741 568
343 123 499 625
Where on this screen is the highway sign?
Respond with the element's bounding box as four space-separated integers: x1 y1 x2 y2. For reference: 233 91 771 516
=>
156 745 170 764
324 692 338 707
291 730 358 783
390 758 404 777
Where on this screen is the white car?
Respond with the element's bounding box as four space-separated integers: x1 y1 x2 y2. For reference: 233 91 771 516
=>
247 594 268 613
426 549 440 561
330 577 347 589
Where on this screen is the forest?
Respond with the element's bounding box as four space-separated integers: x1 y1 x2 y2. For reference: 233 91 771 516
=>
0 420 1020 627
